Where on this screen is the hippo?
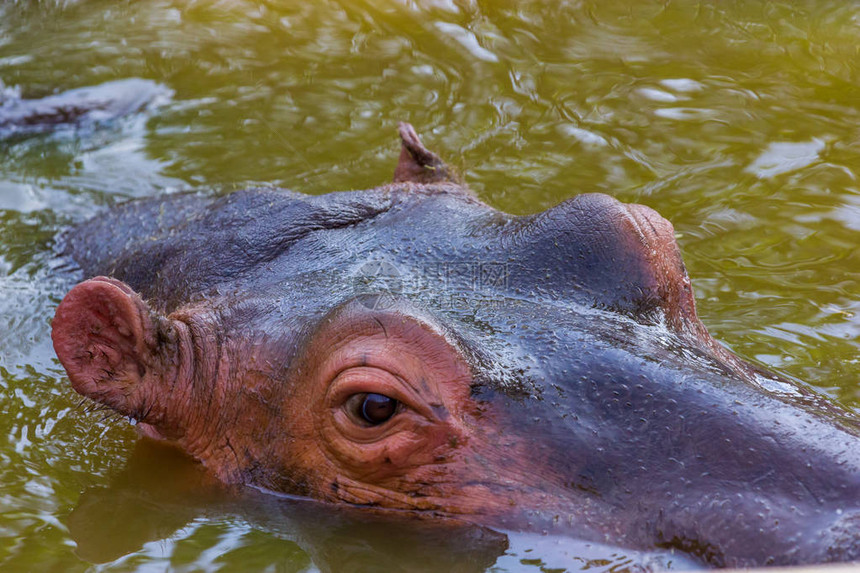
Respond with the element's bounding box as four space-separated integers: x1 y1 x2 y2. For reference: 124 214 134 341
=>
52 123 860 568
0 78 170 138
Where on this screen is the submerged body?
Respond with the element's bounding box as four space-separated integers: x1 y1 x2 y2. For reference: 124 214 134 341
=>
52 124 860 568
0 78 170 138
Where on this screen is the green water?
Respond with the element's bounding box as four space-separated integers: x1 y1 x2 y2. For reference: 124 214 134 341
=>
0 1 858 571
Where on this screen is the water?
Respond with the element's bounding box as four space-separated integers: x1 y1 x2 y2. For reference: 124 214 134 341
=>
0 1 858 571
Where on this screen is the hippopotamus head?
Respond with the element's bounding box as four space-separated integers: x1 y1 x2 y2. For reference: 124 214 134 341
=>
52 123 860 568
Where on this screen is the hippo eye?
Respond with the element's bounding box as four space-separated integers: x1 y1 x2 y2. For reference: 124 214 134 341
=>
346 393 399 426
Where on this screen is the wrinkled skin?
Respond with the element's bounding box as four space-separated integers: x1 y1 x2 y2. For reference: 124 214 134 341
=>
52 123 860 568
0 78 170 138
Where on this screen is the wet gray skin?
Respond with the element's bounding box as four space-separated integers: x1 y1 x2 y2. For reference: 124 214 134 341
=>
56 123 860 568
0 78 170 138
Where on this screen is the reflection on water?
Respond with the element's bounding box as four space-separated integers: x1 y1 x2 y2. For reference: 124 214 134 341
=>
66 440 698 573
0 0 857 571
68 439 511 572
745 139 827 179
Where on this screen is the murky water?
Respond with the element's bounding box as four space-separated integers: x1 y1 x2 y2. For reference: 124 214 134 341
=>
0 1 858 571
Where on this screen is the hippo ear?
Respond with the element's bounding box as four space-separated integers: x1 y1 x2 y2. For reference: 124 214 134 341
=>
393 122 462 185
512 194 707 337
51 277 173 419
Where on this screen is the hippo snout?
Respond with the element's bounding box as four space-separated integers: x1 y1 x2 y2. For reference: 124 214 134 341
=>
823 511 860 562
652 497 860 567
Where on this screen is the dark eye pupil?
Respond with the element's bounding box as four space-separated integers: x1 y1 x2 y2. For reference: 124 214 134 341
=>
360 393 397 425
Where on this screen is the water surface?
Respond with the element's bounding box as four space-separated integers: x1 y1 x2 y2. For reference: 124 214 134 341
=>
1 1 858 571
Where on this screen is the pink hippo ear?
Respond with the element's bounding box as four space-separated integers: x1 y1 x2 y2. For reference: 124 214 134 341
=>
52 276 168 419
393 122 462 185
